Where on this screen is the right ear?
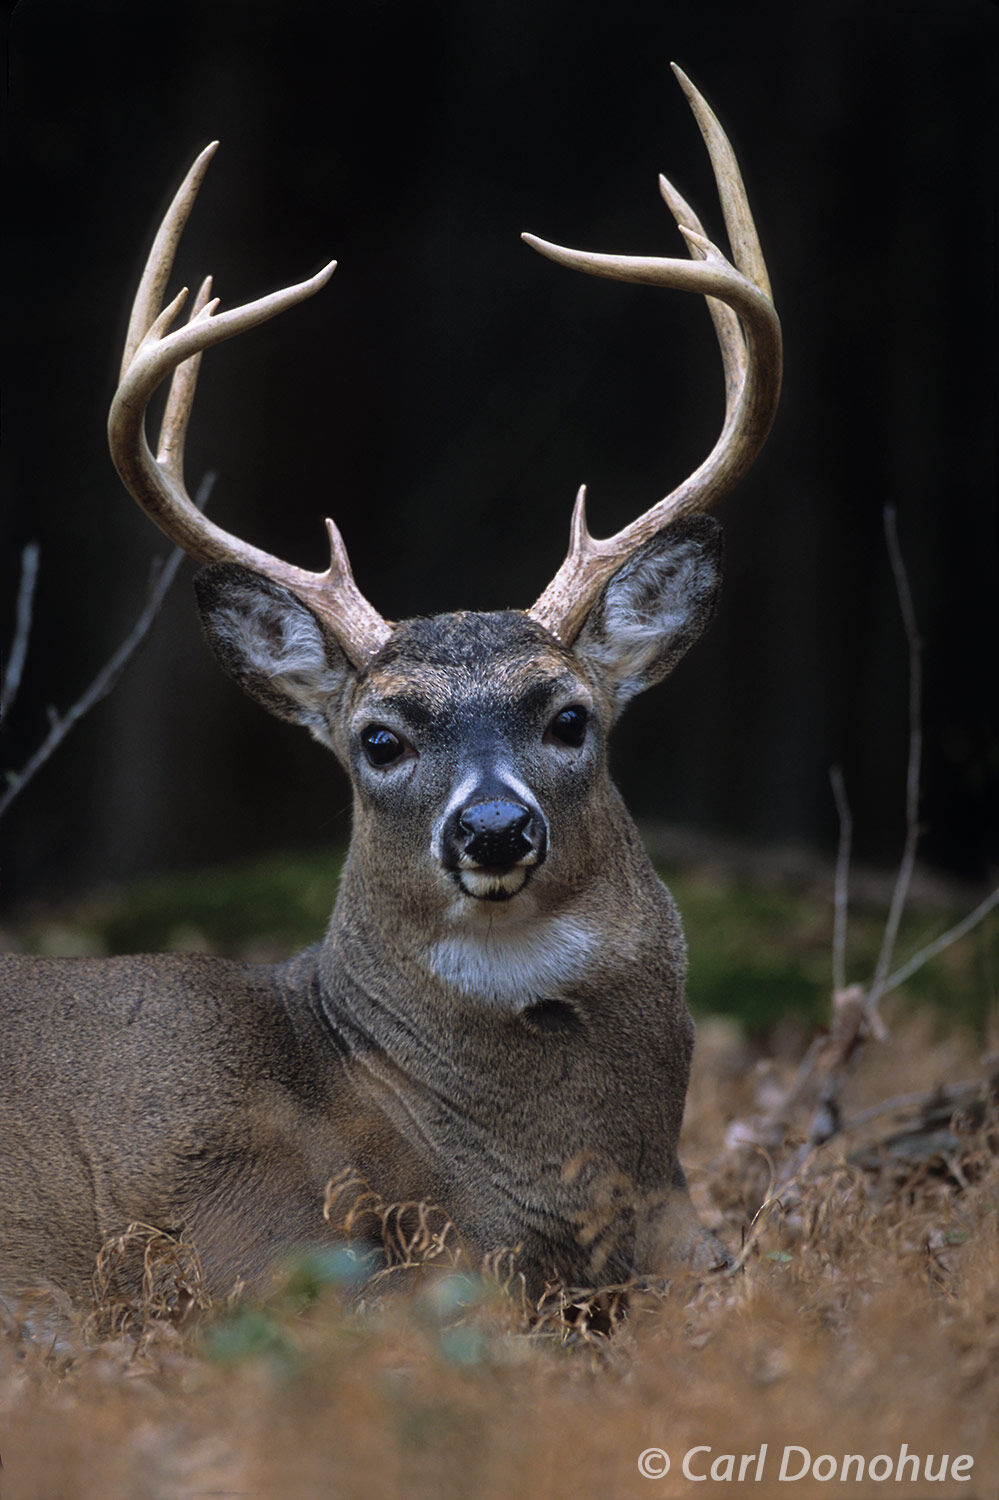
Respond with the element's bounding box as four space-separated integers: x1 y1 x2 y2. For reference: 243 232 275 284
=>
194 563 356 750
572 515 722 717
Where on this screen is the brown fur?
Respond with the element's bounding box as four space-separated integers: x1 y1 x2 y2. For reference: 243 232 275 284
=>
0 520 725 1305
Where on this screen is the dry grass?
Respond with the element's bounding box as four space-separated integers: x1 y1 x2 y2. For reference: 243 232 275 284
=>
1 1008 996 1500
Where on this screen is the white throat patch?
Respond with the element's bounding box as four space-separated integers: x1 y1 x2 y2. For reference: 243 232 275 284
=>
426 913 597 1006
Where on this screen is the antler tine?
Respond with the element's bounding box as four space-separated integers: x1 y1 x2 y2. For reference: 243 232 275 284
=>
120 142 219 376
657 174 744 417
157 274 214 487
670 63 771 300
109 145 392 668
522 68 782 645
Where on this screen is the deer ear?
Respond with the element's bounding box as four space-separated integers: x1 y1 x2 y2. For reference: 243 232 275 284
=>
194 563 355 749
573 516 722 714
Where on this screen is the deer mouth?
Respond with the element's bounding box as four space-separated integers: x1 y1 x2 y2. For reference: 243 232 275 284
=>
454 862 536 902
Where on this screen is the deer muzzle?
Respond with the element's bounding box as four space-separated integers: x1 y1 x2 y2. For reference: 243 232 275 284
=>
441 792 548 901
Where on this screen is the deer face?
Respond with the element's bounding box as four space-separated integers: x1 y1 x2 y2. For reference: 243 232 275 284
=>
194 517 722 931
347 611 599 910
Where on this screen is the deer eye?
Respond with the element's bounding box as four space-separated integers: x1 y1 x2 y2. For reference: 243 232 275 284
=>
361 725 411 767
547 704 588 748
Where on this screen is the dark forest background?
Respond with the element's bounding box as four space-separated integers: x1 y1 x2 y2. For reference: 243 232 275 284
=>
2 0 997 907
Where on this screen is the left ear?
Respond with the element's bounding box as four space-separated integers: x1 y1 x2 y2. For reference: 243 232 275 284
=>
573 515 722 715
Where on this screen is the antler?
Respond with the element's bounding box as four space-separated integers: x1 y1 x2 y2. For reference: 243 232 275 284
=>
523 65 782 644
108 142 392 668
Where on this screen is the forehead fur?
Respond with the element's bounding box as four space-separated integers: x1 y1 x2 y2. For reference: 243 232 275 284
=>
356 610 582 708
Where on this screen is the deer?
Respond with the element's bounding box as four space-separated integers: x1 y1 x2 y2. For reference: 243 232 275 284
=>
0 67 780 1311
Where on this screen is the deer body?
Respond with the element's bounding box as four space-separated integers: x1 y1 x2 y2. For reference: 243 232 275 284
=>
2 599 714 1302
0 68 780 1306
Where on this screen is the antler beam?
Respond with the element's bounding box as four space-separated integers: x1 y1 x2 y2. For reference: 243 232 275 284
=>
108 142 392 668
523 65 782 645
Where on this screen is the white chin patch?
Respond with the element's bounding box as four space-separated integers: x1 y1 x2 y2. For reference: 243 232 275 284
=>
458 868 530 901
427 912 597 1005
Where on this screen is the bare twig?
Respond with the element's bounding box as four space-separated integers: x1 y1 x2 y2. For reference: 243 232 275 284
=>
1 543 41 725
829 764 852 996
846 1078 991 1132
0 556 181 819
884 883 999 995
805 510 922 1134
803 983 868 1148
727 506 990 1171
0 473 214 822
867 505 923 1018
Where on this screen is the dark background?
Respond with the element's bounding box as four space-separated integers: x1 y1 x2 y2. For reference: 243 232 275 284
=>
2 0 997 906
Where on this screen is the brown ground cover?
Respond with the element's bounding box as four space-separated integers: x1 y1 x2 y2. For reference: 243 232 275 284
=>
1 1005 995 1500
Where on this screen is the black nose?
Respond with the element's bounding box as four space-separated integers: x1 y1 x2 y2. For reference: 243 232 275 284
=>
458 799 532 867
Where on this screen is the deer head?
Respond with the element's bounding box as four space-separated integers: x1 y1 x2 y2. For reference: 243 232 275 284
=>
107 69 779 943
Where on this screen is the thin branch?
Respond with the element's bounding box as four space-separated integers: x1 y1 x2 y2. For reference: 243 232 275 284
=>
0 473 214 822
885 883 999 995
1 542 41 725
867 505 923 1016
804 510 921 1136
727 508 993 1180
829 764 852 995
846 1078 990 1132
0 554 181 819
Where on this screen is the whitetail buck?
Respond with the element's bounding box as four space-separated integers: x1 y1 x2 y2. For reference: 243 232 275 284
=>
0 68 780 1307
